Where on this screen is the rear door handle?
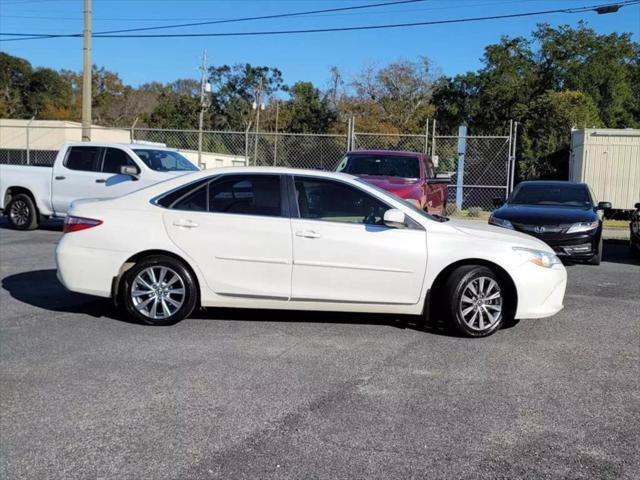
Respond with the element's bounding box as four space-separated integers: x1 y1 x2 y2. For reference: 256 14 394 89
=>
172 219 199 229
54 176 65 180
295 230 321 239
95 179 107 184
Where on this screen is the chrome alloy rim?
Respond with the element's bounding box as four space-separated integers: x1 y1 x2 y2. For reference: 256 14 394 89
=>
459 276 503 331
131 266 185 320
9 200 30 226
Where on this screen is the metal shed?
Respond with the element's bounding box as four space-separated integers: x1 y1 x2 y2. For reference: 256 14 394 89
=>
570 128 640 210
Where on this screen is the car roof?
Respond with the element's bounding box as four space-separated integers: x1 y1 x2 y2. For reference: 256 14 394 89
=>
189 166 357 180
517 180 588 188
346 149 423 157
64 142 175 151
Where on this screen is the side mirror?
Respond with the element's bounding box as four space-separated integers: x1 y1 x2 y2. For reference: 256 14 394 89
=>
383 208 406 229
597 201 612 210
635 202 640 209
120 165 140 179
493 198 505 207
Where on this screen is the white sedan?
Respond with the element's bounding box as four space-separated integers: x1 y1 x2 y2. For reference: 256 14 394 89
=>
56 167 567 337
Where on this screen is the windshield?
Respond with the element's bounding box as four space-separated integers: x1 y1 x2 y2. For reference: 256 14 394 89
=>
510 184 592 207
337 154 420 179
132 149 198 172
354 178 441 222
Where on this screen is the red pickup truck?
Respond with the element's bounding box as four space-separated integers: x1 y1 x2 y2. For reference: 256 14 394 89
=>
336 150 449 216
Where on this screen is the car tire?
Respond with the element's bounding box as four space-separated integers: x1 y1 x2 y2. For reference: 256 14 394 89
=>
444 265 507 338
121 255 198 326
587 236 603 265
6 193 39 230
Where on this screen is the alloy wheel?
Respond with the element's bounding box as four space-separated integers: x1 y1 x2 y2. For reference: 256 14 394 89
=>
130 266 186 320
458 276 503 332
9 200 30 227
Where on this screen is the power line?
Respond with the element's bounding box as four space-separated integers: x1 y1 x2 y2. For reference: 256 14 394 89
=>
0 1 523 22
0 0 428 37
1 0 638 42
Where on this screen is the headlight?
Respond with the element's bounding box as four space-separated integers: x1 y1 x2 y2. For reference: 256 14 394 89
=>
566 220 599 234
513 247 561 268
489 215 514 230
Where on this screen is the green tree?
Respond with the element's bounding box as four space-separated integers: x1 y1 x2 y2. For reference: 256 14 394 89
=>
208 64 283 130
534 22 639 128
520 90 602 179
350 57 436 133
0 52 32 118
279 81 336 133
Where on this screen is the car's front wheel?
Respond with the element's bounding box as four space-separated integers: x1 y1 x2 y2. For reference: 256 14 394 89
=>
121 255 198 325
444 265 507 337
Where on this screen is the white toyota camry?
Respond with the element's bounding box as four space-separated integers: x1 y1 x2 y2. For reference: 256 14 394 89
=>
56 167 567 337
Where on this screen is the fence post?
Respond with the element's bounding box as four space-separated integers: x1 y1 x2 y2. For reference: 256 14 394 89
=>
506 119 513 198
350 117 356 150
431 119 437 159
346 117 352 151
130 117 138 143
455 125 467 209
424 119 429 155
244 122 252 166
510 122 518 192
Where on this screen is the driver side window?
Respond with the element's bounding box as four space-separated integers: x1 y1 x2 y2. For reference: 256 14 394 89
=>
294 177 389 225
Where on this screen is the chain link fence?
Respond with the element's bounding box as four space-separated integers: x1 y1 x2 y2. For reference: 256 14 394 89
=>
0 121 515 213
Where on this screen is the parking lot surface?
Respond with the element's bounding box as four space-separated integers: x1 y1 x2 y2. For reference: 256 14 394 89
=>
1 221 639 480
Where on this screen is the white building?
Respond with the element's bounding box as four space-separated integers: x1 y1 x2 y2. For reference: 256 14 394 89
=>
570 128 640 210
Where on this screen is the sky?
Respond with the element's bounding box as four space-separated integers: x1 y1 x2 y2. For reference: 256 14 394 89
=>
1 0 639 92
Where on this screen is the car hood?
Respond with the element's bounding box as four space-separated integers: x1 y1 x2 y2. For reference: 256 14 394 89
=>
493 204 596 224
357 175 422 196
448 219 552 252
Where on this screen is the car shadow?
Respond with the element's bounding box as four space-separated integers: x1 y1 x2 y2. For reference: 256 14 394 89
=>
0 218 63 231
1 269 464 336
602 239 639 266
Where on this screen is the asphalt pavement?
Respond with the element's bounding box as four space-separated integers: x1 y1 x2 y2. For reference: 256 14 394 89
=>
1 220 638 479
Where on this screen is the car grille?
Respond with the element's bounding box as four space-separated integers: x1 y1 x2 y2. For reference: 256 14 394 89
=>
512 223 568 235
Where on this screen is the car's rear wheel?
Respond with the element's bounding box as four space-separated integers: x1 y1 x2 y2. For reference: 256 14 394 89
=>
121 255 198 325
444 265 506 337
7 193 39 230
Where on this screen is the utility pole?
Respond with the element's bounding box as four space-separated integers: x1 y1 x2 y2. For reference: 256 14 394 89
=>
252 77 264 166
81 0 92 141
197 49 209 169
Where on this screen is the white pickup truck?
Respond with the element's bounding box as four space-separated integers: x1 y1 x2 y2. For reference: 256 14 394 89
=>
0 142 199 229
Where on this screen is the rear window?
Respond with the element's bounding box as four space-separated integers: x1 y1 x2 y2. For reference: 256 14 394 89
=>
65 146 102 172
336 154 420 179
510 184 592 207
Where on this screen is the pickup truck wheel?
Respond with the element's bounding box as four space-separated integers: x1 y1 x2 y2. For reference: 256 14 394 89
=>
7 193 39 230
444 265 505 337
121 255 197 326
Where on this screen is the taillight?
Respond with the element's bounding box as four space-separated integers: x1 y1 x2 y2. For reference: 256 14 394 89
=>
63 216 103 233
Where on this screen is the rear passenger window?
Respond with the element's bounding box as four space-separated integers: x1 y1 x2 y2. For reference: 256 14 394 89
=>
172 185 207 211
209 175 282 217
156 178 211 209
65 146 102 172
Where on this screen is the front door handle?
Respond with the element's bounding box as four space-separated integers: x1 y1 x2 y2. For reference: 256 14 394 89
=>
54 176 65 180
95 179 107 184
295 230 321 239
173 219 199 229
